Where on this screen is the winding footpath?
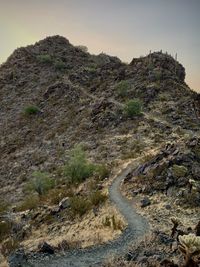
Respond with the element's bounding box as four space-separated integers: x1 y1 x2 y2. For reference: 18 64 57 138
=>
27 158 149 267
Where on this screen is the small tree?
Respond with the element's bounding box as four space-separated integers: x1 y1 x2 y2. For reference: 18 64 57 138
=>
124 99 142 117
64 145 95 184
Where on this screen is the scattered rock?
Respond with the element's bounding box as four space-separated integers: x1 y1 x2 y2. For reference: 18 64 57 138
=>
59 197 70 209
38 242 55 254
140 197 151 208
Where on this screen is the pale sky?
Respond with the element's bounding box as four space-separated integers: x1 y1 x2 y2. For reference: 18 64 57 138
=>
0 0 199 91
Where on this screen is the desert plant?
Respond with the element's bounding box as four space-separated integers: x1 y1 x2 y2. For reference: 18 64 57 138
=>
116 80 130 97
102 215 123 230
0 199 9 213
64 145 95 184
89 191 107 206
37 54 53 64
0 221 11 242
15 194 40 211
76 45 88 53
70 196 91 217
95 164 110 180
54 60 66 70
0 238 19 257
26 171 55 196
23 105 40 115
195 221 200 236
171 217 181 238
124 99 142 117
179 234 200 266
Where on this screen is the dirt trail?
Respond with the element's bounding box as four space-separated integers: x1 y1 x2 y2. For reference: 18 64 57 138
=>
26 157 150 267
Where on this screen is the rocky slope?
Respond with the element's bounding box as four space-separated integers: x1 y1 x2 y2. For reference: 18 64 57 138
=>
0 35 200 266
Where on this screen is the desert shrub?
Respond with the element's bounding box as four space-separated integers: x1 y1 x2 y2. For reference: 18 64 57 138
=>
54 60 66 70
23 105 40 115
154 70 162 81
15 194 40 211
64 145 95 184
36 54 53 64
83 66 96 73
124 99 142 117
0 221 11 242
76 45 88 53
95 164 110 180
0 199 9 213
89 191 107 206
70 196 91 217
116 80 130 97
102 215 123 230
0 238 19 257
42 186 72 205
26 171 55 196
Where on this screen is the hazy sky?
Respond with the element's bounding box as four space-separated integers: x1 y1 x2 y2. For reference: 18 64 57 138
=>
0 0 199 91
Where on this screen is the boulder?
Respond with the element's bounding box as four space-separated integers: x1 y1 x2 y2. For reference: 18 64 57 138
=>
38 242 54 254
140 197 151 208
59 197 70 209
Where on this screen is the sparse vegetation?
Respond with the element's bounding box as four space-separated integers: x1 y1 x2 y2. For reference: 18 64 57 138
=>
76 45 88 53
15 194 40 211
116 80 130 97
64 145 95 184
26 171 55 196
89 191 107 206
23 105 40 115
95 164 110 180
0 238 19 258
124 99 142 117
36 54 53 64
54 60 66 70
70 196 91 217
0 200 9 213
0 221 11 242
102 215 123 230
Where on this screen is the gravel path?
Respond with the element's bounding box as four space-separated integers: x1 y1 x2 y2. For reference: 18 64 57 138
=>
26 159 149 267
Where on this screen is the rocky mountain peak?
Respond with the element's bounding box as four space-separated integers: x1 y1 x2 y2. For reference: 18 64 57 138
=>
130 51 185 82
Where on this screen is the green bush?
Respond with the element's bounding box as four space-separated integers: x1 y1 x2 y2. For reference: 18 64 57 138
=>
37 54 53 64
70 196 91 216
24 105 40 115
116 80 130 97
54 60 66 70
64 145 95 184
89 191 107 206
26 171 55 196
124 99 142 117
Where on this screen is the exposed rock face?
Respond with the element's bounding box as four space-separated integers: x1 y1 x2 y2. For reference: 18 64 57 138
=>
130 52 185 82
125 137 200 206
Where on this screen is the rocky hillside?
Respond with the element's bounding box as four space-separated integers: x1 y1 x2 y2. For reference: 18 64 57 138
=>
0 35 200 266
0 35 199 202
